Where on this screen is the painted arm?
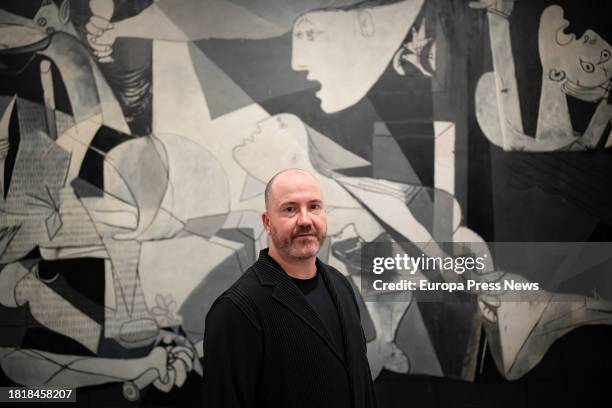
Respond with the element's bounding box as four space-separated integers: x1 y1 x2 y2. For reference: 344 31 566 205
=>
471 1 527 150
0 345 193 389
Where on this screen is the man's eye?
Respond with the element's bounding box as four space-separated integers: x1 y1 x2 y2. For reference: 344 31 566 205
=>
309 204 321 211
284 207 296 213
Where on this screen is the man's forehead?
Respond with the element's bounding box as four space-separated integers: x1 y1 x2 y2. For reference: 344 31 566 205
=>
276 191 323 208
269 171 323 203
273 169 316 185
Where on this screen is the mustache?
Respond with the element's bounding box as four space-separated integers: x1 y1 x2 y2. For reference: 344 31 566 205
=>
292 226 318 237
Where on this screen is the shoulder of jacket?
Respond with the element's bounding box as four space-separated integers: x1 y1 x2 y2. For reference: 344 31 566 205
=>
215 267 263 330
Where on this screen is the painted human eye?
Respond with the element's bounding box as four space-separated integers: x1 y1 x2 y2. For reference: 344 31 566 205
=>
580 59 595 73
303 29 323 42
600 49 611 63
306 29 319 41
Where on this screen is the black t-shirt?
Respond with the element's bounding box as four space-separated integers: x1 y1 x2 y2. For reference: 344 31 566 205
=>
291 271 345 359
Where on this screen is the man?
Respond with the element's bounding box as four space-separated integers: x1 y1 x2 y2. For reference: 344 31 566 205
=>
202 168 377 407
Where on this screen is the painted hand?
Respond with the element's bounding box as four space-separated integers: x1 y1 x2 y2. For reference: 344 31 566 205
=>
87 0 116 63
148 345 195 392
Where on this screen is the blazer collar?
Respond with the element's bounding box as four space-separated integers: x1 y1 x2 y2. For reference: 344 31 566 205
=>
252 249 347 366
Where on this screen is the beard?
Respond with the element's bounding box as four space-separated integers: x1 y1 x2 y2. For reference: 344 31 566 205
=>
269 223 326 260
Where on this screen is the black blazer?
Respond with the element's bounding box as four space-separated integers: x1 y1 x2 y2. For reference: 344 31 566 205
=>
202 249 377 408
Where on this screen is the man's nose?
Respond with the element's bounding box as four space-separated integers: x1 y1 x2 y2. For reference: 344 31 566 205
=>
296 208 313 226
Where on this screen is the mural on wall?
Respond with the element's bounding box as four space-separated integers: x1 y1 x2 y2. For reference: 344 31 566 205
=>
0 0 611 404
471 0 612 380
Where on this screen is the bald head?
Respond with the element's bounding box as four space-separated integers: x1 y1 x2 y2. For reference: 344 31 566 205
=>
264 168 320 211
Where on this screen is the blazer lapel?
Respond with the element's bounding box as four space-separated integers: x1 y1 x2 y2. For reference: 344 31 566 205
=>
317 260 357 367
253 251 347 366
317 260 351 348
319 260 380 408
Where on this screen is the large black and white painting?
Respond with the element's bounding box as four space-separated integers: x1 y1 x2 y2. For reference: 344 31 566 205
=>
0 0 610 405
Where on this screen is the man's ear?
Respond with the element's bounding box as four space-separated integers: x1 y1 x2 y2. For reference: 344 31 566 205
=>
262 212 270 232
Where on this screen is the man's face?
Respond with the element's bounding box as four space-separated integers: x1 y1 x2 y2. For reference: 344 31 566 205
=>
263 172 327 260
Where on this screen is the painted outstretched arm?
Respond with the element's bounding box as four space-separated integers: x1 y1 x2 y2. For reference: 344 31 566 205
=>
332 176 459 275
0 345 194 390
